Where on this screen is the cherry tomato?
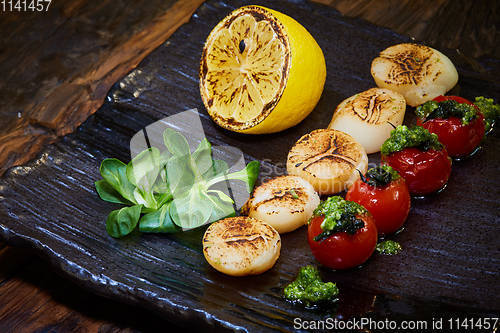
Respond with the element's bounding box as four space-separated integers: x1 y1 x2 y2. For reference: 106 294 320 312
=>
381 147 452 196
346 177 410 234
417 96 485 158
307 214 377 270
433 95 474 105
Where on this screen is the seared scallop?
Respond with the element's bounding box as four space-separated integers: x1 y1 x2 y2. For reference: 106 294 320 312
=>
371 43 458 106
244 175 320 234
202 217 281 276
287 129 368 195
328 88 406 154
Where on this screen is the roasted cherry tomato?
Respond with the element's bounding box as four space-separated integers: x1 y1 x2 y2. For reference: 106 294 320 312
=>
346 165 410 234
433 95 473 105
381 147 451 196
416 96 485 158
307 197 377 270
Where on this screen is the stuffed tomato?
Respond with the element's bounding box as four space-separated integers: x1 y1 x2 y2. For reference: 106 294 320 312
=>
307 196 377 270
415 95 484 158
346 165 410 234
381 125 452 196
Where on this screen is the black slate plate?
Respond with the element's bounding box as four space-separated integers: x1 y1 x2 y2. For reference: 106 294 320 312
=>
1 0 499 331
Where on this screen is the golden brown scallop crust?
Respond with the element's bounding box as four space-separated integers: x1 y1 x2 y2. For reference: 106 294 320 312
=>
372 43 435 86
327 88 406 154
247 176 308 213
202 217 281 276
288 129 362 176
371 43 458 107
243 175 320 233
330 88 404 125
286 129 367 194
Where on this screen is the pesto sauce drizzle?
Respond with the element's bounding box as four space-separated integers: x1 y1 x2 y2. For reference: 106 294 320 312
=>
376 240 402 255
380 125 443 155
311 196 367 241
283 265 339 307
416 100 478 125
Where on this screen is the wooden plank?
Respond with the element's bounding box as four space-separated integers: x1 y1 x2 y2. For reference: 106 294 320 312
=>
0 0 498 331
0 0 205 176
312 0 498 59
1 0 497 176
0 245 179 332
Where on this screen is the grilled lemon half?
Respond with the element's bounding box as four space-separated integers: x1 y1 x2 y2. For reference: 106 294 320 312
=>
200 5 326 134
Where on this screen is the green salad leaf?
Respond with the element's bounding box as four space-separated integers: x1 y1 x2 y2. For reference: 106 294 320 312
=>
106 204 142 238
99 158 137 203
133 187 158 210
203 159 229 180
166 154 195 195
95 179 132 205
139 203 179 233
169 183 214 229
192 138 213 175
206 190 236 223
163 128 190 156
206 160 260 193
95 128 260 238
126 147 161 192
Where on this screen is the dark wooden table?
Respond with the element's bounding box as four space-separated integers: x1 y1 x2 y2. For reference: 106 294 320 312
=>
0 0 497 331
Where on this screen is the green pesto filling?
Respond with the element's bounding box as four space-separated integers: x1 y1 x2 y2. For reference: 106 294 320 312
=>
283 265 339 307
381 125 443 155
474 96 499 133
416 100 478 125
362 164 400 187
376 240 402 255
311 196 367 241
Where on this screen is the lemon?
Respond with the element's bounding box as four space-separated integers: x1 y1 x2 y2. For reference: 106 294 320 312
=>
199 6 326 134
